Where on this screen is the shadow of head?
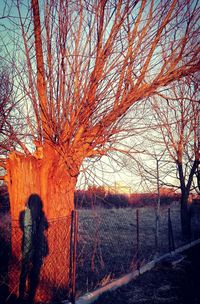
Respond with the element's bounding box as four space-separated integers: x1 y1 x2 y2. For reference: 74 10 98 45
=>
27 194 43 220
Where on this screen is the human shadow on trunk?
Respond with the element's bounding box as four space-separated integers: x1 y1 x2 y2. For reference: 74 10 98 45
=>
19 194 48 303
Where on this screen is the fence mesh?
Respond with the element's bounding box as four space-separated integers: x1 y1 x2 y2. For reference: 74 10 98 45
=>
1 201 200 303
0 213 72 303
76 202 200 298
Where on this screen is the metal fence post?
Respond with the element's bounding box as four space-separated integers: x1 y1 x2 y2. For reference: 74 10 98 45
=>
136 209 140 270
70 210 78 304
168 207 175 252
155 159 161 253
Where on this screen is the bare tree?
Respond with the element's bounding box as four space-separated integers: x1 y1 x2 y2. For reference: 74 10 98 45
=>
0 0 200 300
148 77 200 238
0 64 17 176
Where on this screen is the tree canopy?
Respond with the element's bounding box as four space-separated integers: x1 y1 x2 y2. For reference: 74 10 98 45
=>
0 0 199 170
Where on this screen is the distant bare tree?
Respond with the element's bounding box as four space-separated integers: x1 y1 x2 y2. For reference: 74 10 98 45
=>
0 64 16 175
146 77 200 238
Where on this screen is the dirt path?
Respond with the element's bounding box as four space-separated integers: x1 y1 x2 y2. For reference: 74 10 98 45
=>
94 244 200 304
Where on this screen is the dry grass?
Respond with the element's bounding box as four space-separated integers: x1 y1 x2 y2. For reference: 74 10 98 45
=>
76 202 200 296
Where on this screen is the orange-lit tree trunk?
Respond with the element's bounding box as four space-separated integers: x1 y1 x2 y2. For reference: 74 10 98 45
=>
6 146 78 302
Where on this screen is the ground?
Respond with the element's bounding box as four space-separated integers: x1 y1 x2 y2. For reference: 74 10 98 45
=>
1 195 200 303
94 244 200 304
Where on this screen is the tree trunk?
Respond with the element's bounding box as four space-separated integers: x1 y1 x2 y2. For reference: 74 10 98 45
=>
6 147 77 302
180 191 191 240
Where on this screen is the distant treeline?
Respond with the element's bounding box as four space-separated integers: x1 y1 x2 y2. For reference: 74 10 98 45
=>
2 184 197 210
75 186 181 209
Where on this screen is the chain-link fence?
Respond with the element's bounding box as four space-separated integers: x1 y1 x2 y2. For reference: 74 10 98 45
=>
1 200 200 303
76 202 200 298
0 212 72 303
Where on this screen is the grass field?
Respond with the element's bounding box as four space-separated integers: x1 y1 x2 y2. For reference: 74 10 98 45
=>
76 202 200 297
